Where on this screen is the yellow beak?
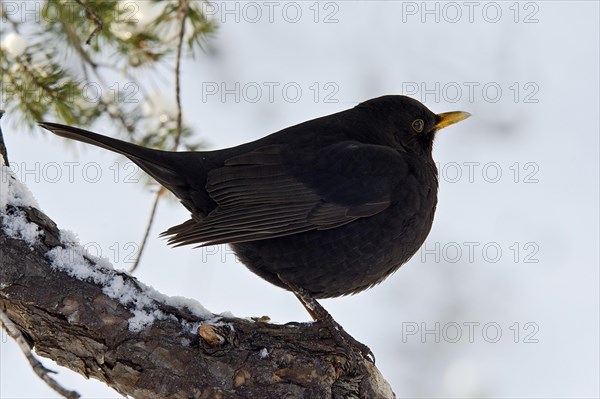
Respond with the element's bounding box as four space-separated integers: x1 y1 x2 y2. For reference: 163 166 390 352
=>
434 111 471 131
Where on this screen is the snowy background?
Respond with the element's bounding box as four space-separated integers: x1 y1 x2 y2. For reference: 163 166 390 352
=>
1 1 599 398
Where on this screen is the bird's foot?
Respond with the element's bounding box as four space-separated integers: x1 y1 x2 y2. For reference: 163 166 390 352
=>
277 275 375 367
317 317 376 366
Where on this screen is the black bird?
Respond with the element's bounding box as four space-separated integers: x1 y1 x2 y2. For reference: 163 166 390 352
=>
40 95 469 360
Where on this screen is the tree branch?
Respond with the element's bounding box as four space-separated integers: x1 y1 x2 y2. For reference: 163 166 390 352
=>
0 308 81 399
74 0 104 45
0 110 9 166
131 0 190 273
0 176 395 399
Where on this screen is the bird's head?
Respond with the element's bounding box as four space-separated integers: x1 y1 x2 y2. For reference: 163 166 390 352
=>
355 95 470 158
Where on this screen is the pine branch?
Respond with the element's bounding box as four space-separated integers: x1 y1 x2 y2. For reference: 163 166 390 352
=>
74 0 104 45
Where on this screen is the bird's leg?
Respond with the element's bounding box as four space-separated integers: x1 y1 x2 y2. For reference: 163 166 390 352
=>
278 275 375 364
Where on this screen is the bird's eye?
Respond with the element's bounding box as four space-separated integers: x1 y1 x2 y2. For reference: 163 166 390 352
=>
412 119 424 133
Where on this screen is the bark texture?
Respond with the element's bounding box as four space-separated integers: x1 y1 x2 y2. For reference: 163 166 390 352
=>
0 203 395 399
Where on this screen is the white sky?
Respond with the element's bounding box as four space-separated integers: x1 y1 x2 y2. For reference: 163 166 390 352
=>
1 1 599 398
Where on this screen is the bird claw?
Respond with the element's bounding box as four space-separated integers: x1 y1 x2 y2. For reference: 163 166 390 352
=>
278 275 376 367
318 319 376 367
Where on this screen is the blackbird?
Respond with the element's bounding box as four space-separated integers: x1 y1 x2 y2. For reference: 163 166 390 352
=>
40 95 469 361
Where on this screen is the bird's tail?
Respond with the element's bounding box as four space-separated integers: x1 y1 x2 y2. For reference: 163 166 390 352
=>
38 122 184 189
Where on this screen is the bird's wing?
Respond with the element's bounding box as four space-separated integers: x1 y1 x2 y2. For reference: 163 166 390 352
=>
163 141 408 247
